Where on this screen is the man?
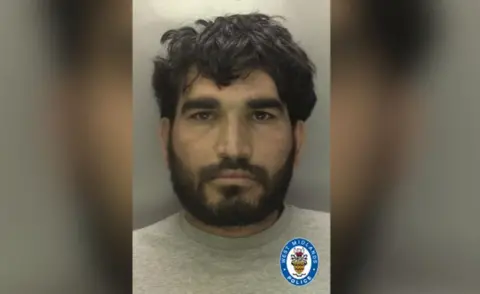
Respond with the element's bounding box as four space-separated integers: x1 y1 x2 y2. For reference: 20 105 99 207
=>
331 0 434 293
48 0 132 292
133 14 330 294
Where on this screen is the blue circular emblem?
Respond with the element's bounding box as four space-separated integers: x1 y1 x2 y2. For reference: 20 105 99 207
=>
279 237 319 286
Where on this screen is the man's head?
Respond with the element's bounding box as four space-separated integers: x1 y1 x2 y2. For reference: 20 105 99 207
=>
153 14 317 227
331 0 435 288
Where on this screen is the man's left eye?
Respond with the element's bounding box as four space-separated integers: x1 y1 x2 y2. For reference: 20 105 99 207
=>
252 111 275 121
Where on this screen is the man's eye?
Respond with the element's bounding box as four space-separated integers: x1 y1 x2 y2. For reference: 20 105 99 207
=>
190 112 215 121
252 111 275 121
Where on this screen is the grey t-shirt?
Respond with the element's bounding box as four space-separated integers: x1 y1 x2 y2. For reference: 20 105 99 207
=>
133 205 330 294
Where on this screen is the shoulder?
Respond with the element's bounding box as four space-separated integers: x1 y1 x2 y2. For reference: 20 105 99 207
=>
133 212 181 250
133 213 185 292
287 205 330 246
289 205 330 229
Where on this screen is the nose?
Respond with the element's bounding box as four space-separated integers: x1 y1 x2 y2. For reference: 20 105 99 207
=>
214 117 252 160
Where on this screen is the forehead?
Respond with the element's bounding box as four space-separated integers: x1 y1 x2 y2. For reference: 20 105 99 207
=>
183 70 279 102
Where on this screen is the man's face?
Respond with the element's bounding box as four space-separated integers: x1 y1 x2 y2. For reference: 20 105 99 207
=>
331 0 417 233
162 70 304 226
59 0 132 232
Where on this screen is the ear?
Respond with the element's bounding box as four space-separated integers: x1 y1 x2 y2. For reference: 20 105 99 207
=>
159 118 171 168
293 121 306 167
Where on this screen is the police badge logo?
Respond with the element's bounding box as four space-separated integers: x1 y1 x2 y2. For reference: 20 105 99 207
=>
279 237 319 286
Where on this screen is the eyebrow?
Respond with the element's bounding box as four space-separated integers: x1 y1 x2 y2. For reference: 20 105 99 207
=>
180 97 220 114
180 97 284 114
246 98 284 112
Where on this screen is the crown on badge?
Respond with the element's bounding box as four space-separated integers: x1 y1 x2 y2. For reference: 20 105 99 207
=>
294 247 305 257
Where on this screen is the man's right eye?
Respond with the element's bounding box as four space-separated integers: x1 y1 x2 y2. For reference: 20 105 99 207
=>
190 111 215 121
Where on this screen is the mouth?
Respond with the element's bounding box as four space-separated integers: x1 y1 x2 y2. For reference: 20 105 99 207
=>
215 170 254 180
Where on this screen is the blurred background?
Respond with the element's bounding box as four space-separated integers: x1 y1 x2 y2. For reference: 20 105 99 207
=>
0 1 92 293
133 0 330 229
0 0 131 293
0 0 479 293
357 1 480 293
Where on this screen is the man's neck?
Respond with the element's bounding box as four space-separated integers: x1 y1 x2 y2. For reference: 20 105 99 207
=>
185 209 282 238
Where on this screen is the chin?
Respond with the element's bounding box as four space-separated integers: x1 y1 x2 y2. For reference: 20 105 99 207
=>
206 191 262 208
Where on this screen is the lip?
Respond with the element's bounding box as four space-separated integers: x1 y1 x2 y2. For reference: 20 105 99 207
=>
215 170 253 179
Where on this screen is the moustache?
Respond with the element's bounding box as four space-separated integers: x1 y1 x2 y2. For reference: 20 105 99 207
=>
198 157 269 184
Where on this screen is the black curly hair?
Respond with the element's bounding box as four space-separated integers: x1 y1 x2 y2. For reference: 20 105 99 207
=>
152 13 318 125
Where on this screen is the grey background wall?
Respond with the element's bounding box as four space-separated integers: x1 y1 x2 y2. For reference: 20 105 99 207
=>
133 0 331 229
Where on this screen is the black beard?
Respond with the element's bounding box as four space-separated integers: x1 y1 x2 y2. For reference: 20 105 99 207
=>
167 135 296 227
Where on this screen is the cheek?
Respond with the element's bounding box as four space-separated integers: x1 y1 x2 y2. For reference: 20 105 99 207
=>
171 122 215 170
252 127 292 169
